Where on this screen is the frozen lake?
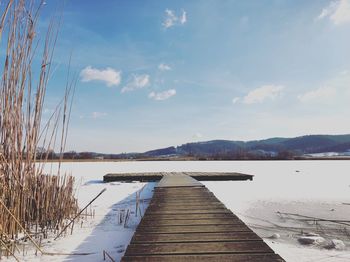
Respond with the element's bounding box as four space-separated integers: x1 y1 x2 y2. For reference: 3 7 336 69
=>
55 160 350 201
35 160 350 262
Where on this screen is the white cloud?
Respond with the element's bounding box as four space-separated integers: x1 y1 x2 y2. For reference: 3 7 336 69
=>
317 0 350 25
121 74 150 93
80 66 121 87
163 9 176 28
232 97 240 104
92 112 107 119
298 86 337 103
180 10 187 24
148 89 176 101
163 9 187 29
297 70 350 105
318 2 336 20
242 85 285 104
158 63 172 71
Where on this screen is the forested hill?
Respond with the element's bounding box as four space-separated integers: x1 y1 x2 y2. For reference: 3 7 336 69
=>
43 134 350 160
142 134 350 159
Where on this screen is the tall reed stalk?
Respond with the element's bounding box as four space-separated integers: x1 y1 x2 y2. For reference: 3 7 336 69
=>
0 0 78 255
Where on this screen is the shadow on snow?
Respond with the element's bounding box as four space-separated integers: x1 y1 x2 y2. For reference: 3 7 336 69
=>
62 182 155 262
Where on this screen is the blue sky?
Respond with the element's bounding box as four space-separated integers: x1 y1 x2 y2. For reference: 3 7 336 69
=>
33 0 350 153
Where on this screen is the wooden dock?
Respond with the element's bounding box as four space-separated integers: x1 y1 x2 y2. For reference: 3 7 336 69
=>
103 172 253 182
121 174 284 261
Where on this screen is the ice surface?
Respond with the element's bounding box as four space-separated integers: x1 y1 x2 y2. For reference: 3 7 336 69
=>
5 160 350 262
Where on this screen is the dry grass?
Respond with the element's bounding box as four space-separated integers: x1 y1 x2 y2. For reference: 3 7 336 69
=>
0 0 78 257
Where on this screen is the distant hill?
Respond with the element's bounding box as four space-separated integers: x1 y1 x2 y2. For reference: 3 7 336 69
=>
42 134 350 160
141 134 350 159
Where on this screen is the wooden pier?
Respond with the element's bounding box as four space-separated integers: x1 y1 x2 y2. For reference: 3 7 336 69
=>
121 174 284 261
103 172 253 182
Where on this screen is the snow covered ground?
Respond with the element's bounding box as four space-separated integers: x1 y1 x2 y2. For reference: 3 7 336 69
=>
4 160 350 262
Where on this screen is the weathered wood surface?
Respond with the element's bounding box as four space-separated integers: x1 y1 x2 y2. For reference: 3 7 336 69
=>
139 213 236 220
122 254 285 262
131 232 262 243
103 172 253 182
124 241 275 255
136 225 253 234
139 218 244 226
121 174 284 262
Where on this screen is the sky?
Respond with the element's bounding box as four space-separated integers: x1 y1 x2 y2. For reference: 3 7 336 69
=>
7 0 350 153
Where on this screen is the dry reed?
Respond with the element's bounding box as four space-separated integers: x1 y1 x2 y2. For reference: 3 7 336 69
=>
0 0 78 257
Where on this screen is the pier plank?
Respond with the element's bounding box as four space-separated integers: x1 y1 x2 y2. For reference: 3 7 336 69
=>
124 241 274 256
132 232 262 243
136 224 253 234
139 218 243 226
144 209 233 214
140 213 237 220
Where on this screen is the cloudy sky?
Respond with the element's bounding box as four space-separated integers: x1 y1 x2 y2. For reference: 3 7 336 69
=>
34 0 350 153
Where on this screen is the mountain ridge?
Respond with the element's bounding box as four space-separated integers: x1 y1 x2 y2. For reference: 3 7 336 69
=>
48 134 350 160
142 134 350 159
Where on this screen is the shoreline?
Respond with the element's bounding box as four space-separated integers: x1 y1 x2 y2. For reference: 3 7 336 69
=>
35 157 350 163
